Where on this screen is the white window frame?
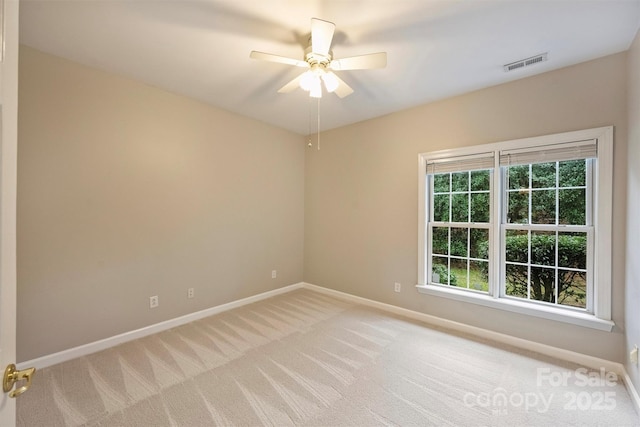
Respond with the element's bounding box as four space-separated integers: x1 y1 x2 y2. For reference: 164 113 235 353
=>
416 126 614 331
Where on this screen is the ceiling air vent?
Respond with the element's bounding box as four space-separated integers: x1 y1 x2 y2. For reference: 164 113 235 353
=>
503 53 548 72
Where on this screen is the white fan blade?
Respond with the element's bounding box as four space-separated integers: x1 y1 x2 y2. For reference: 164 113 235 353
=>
250 51 309 68
311 18 335 56
332 74 354 98
277 73 304 93
330 52 387 70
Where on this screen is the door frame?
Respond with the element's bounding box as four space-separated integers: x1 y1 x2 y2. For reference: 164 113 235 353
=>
0 0 20 424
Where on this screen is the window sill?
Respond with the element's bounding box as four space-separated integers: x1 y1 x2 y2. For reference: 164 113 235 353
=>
415 284 614 332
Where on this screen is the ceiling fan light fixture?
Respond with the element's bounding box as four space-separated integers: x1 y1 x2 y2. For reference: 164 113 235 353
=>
251 18 386 100
300 70 315 91
309 78 323 98
321 71 339 93
300 67 325 98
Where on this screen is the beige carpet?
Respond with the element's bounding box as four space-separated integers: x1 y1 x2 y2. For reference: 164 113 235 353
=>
17 289 639 426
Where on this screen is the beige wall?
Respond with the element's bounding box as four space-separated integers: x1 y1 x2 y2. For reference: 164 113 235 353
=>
304 52 628 362
625 29 640 390
18 43 633 365
17 46 305 361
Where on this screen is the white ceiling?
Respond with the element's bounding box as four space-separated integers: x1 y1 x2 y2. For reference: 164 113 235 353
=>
19 0 640 135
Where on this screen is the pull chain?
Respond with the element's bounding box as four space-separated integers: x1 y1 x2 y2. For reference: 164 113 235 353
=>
306 96 321 150
307 97 313 147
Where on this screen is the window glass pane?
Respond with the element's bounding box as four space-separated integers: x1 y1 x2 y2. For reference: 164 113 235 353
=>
530 266 556 303
531 189 556 224
433 194 450 222
433 173 450 193
451 259 468 288
471 170 490 191
450 227 468 257
531 231 556 266
559 189 586 225
451 171 469 192
505 263 528 299
508 165 529 190
507 191 529 224
429 166 493 294
470 228 489 260
505 230 528 263
532 162 556 188
469 260 489 292
558 232 587 269
559 160 586 188
432 256 449 285
432 227 449 255
451 193 469 222
558 269 587 309
470 192 490 222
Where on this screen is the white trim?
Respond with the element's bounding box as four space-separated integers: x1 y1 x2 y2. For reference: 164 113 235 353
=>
16 281 640 416
303 282 615 367
416 283 613 331
301 282 638 415
0 0 19 423
18 283 305 370
616 370 640 416
417 126 614 326
593 127 613 320
621 369 640 417
417 155 427 285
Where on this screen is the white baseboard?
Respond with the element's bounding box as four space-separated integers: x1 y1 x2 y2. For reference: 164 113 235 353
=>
19 282 305 370
300 282 640 416
621 369 640 417
18 280 640 416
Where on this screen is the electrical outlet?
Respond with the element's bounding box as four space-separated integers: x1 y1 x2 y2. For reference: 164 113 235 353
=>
272 270 277 279
394 282 401 293
149 295 158 308
631 345 638 364
187 288 195 299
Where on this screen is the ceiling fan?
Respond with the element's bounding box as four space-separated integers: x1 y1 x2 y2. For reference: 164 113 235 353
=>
250 18 387 99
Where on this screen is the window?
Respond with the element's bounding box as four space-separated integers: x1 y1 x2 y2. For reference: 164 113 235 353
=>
417 127 613 331
427 154 493 293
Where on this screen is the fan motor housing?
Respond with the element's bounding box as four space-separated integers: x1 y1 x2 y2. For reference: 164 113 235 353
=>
304 46 332 66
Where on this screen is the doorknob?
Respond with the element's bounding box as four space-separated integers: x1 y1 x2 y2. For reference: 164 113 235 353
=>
3 364 36 398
